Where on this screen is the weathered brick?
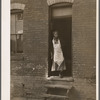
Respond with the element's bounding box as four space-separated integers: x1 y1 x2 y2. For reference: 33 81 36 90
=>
11 0 96 100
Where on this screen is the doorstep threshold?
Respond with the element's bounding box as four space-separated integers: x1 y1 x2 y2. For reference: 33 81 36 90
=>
46 76 74 82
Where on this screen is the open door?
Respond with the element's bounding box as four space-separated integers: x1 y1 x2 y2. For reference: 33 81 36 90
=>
48 4 72 77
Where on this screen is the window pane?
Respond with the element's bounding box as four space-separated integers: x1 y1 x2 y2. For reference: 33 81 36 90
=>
52 7 72 17
16 21 23 34
17 13 23 20
17 34 23 53
11 14 16 34
11 34 17 53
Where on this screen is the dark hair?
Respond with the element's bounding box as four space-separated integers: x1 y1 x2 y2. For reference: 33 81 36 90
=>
52 30 58 34
51 30 58 39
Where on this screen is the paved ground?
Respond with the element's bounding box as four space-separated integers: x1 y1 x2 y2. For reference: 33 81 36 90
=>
11 97 40 100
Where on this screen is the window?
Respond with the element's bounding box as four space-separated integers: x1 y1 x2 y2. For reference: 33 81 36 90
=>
11 10 23 54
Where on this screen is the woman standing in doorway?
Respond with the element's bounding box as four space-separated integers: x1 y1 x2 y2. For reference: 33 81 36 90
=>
51 31 66 78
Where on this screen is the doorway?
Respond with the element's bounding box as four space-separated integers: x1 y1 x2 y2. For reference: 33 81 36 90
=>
48 4 72 77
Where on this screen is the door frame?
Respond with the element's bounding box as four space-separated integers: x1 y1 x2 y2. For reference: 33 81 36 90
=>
48 3 73 77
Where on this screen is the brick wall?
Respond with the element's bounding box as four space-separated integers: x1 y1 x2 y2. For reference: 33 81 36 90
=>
23 0 48 66
11 0 96 100
11 0 96 79
72 0 96 78
11 0 49 99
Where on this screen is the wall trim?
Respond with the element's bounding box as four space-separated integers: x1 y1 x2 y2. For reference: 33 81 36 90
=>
11 3 25 10
47 0 74 6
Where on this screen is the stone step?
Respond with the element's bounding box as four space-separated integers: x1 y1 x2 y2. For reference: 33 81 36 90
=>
47 76 74 82
45 84 73 90
42 94 69 99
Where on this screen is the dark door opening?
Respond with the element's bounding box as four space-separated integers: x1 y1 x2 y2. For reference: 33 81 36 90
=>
48 5 72 77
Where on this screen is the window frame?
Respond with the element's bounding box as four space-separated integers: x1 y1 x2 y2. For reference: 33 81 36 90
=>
11 9 24 54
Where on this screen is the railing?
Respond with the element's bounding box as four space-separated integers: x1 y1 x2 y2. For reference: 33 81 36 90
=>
11 34 23 54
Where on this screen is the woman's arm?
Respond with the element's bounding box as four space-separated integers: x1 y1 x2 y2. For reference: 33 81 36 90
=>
50 39 54 59
51 52 53 59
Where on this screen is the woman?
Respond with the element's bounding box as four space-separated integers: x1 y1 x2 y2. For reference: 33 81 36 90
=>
51 31 66 78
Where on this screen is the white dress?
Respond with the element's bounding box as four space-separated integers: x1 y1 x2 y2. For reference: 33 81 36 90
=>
51 39 66 71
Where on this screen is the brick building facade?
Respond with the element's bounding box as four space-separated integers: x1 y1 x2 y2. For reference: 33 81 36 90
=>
11 0 96 100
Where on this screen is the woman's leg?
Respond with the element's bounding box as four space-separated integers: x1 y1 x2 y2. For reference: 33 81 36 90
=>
54 62 58 71
57 61 64 71
58 61 65 78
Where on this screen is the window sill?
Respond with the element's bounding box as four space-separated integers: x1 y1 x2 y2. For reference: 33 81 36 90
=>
46 76 74 82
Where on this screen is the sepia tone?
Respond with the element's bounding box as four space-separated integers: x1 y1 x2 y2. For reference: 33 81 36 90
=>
10 0 96 100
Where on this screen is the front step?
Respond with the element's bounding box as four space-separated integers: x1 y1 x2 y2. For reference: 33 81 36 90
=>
46 76 74 82
45 84 72 90
46 77 74 85
42 94 69 99
42 77 74 100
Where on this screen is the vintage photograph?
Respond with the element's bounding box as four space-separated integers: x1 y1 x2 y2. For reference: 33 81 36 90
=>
10 0 96 100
